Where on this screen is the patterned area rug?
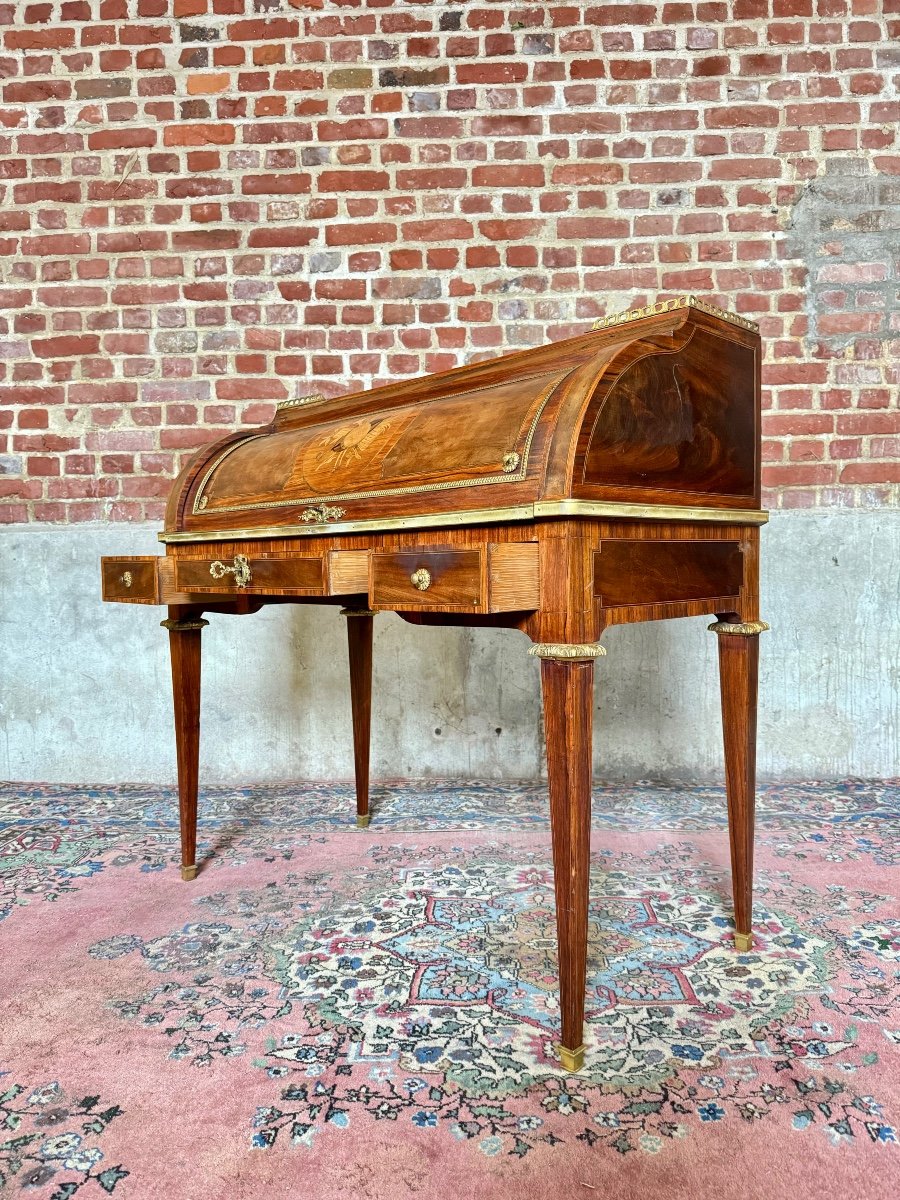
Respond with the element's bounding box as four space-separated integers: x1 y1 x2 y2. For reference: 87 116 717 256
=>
1 780 898 1200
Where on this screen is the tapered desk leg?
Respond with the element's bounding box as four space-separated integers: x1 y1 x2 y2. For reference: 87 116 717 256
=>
531 642 605 1072
709 619 768 951
161 613 208 882
342 608 375 828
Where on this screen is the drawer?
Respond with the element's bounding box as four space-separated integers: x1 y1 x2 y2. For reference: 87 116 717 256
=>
173 552 325 596
370 543 539 613
101 556 160 604
372 548 484 610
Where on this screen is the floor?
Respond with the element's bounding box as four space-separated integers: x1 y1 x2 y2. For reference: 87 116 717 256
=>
1 779 897 1199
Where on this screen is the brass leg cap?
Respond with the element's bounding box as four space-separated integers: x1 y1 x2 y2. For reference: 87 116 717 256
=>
181 865 198 882
356 814 370 829
557 1043 585 1073
734 932 753 952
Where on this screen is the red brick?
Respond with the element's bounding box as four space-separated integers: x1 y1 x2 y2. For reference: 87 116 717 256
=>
471 165 545 187
0 5 892 523
163 123 235 146
227 18 299 41
318 170 390 192
840 463 900 484
325 222 397 246
317 118 388 142
87 127 156 149
5 28 76 50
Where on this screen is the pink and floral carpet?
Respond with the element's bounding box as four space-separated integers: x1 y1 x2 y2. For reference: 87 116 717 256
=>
1 780 898 1199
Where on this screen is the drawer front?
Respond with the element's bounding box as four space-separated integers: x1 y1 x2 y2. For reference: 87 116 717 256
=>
174 553 325 596
101 557 159 604
371 549 484 610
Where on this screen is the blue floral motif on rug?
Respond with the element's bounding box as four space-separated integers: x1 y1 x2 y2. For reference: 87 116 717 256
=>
0 779 898 1198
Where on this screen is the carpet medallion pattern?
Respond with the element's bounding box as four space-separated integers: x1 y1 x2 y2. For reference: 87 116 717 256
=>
0 780 897 1199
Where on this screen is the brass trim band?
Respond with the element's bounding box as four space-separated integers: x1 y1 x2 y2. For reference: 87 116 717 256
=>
708 620 770 636
160 617 209 632
160 500 769 544
592 294 759 334
529 643 607 661
557 1044 585 1073
534 500 768 525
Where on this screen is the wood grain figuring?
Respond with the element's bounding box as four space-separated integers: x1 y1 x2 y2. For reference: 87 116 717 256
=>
581 326 756 499
487 542 540 611
160 306 762 540
328 549 370 596
371 548 483 611
167 612 203 876
541 657 594 1059
174 553 325 596
345 612 374 824
102 302 766 1071
194 371 565 518
594 540 743 607
716 631 760 940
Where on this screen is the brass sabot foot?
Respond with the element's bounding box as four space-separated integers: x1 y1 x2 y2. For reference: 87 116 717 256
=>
529 643 606 661
356 813 371 829
557 1043 585 1073
734 932 753 952
708 619 770 636
181 864 198 882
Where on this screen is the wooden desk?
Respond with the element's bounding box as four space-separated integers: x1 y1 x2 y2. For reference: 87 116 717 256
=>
102 295 768 1073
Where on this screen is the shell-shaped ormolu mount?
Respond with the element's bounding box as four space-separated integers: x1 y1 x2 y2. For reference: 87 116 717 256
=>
164 298 764 542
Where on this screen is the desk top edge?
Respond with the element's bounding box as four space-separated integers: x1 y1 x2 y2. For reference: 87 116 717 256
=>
158 500 769 544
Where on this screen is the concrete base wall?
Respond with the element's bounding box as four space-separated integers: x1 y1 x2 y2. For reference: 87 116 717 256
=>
2 510 898 784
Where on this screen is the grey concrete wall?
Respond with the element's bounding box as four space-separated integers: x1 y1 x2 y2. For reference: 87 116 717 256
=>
1 510 898 784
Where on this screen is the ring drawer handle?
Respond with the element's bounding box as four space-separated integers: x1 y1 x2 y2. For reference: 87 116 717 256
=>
209 554 252 588
410 567 432 591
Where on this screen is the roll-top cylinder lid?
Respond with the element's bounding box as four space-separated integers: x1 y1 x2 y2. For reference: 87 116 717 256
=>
162 296 765 543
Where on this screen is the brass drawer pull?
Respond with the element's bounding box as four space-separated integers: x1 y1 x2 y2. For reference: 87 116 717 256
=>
410 567 431 591
209 554 252 588
121 571 132 588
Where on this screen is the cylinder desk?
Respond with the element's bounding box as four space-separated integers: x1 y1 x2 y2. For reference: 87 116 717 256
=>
101 294 768 1072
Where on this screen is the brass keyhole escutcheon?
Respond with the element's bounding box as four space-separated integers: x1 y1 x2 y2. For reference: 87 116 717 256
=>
209 554 252 588
410 567 431 591
121 571 132 588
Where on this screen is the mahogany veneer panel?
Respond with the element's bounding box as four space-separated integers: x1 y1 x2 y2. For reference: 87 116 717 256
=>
594 540 743 608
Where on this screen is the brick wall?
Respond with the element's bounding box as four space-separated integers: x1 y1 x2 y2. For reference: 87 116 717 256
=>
1 0 898 525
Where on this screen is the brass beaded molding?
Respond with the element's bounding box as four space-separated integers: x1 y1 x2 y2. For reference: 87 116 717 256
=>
708 620 771 636
592 294 759 334
529 643 607 660
276 393 326 412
